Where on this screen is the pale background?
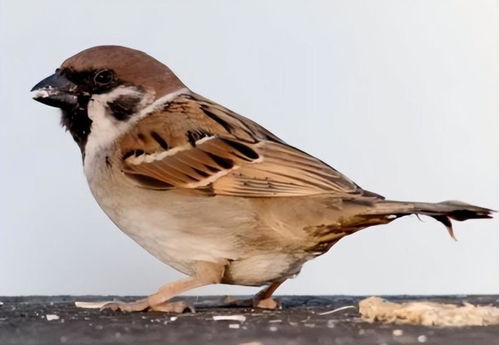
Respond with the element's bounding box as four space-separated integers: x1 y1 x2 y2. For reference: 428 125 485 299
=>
0 0 497 296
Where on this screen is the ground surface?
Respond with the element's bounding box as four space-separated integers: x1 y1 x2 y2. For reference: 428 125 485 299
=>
1 295 498 345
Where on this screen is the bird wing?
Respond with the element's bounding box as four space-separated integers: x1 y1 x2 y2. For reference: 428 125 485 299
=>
119 92 379 198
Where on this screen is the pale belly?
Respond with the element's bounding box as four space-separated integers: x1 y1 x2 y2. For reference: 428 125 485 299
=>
84 163 308 286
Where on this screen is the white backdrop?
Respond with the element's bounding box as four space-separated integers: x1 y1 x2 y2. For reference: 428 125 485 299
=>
0 0 497 296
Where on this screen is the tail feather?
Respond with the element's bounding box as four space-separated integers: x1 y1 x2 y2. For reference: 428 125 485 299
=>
364 200 495 240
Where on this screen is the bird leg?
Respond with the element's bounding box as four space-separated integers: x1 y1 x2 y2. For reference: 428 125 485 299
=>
101 261 224 313
223 279 285 310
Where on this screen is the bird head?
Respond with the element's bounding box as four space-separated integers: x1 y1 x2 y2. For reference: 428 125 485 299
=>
32 45 185 151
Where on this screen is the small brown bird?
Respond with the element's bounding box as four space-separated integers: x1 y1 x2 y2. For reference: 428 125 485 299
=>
32 46 493 313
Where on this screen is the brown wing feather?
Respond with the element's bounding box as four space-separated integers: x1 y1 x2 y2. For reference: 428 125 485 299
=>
119 93 380 198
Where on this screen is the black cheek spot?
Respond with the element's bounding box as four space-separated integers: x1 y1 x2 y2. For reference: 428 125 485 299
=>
105 156 112 168
107 95 142 121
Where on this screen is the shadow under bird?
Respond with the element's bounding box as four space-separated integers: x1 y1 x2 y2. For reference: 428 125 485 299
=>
32 46 493 312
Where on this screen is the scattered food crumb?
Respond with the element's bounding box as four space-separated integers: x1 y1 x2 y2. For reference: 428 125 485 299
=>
417 335 428 343
75 301 111 309
318 305 356 316
0 301 3 306
170 316 178 321
213 315 246 322
359 296 499 327
229 323 240 329
327 320 336 328
46 314 60 321
269 326 278 332
268 319 282 323
392 329 403 336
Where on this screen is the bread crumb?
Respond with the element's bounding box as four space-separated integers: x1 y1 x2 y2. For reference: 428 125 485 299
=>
46 314 60 321
392 329 403 336
359 296 499 327
213 315 246 322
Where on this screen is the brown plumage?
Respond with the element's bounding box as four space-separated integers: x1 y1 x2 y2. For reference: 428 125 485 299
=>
32 45 494 313
120 93 366 197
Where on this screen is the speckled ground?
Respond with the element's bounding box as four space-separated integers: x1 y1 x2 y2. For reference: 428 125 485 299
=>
1 296 498 345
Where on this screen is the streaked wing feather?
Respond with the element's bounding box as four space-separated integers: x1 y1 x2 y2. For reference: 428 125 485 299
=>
119 92 373 198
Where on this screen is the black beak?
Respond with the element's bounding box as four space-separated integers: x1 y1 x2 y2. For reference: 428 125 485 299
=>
31 71 78 109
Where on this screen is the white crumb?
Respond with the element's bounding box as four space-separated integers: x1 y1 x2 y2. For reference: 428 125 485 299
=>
75 301 112 309
392 329 403 336
170 316 178 321
229 323 240 329
46 314 60 321
32 89 51 99
212 315 246 322
418 335 428 343
318 305 356 315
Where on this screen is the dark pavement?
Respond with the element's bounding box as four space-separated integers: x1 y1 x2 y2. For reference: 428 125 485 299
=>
1 295 498 345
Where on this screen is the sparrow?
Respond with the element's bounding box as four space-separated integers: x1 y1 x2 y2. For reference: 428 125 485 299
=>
32 45 493 313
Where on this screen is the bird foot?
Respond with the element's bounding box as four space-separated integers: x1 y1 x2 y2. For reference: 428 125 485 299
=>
255 297 279 310
222 296 280 310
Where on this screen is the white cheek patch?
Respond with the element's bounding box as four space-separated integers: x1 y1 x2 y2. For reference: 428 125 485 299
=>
84 86 189 168
85 87 144 161
86 100 127 151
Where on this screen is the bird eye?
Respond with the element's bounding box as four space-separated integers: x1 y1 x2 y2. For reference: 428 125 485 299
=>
94 70 114 85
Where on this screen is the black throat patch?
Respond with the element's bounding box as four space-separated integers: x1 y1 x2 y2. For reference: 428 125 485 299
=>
60 96 92 154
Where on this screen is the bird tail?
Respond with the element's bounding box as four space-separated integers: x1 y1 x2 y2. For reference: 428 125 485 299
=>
361 200 494 240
